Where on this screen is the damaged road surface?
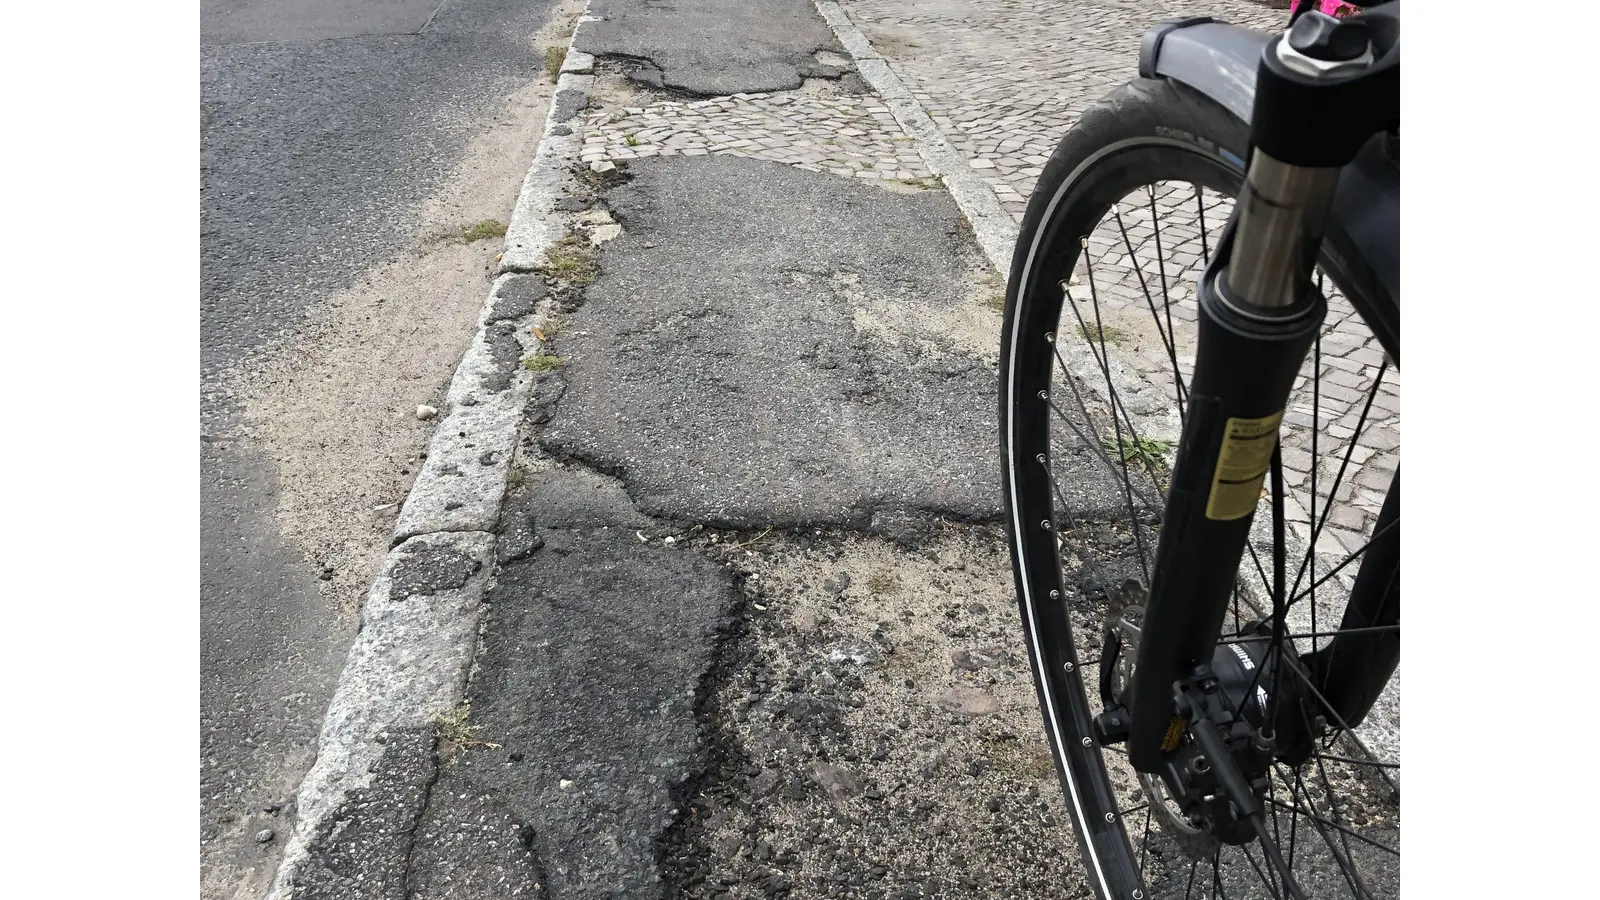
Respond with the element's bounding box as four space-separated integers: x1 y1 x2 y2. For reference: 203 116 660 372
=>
332 135 1124 895
577 0 862 95
275 0 1135 897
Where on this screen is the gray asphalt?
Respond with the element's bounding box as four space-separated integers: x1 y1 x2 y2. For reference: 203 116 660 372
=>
577 0 860 95
199 1 555 895
540 155 1126 532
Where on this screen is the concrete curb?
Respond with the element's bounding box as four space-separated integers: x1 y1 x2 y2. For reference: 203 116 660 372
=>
263 6 596 897
500 12 603 273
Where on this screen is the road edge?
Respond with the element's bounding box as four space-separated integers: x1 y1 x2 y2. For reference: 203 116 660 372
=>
262 6 595 897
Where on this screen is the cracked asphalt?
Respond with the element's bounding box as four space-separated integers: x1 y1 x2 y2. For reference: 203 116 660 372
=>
577 0 860 95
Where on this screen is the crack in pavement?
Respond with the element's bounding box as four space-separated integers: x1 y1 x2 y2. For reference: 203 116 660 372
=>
578 0 864 96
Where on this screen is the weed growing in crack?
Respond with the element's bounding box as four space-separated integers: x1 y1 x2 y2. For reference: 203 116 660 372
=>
435 700 500 761
982 293 1006 313
506 467 529 489
1078 321 1130 345
544 46 567 82
1102 434 1173 471
536 232 599 285
532 315 564 341
522 353 564 372
625 133 641 147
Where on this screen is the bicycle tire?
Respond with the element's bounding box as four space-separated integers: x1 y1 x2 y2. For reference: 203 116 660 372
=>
1001 76 1400 899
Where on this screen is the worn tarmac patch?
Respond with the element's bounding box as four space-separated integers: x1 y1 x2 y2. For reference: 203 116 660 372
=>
539 155 1124 529
579 0 860 96
287 727 440 900
389 541 485 600
412 504 740 899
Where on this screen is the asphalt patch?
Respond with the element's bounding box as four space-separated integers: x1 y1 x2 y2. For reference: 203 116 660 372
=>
390 542 485 600
578 0 859 96
406 770 548 900
420 519 739 899
488 275 549 325
538 155 1128 528
286 727 440 900
480 322 526 393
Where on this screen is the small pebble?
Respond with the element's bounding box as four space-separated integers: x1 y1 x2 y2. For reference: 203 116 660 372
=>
416 404 438 421
255 829 275 844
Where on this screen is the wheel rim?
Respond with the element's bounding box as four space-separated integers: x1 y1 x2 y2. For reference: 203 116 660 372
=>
1004 144 1400 899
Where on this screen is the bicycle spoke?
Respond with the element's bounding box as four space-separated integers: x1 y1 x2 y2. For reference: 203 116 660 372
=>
1113 201 1188 417
1275 768 1369 899
1147 186 1187 420
1047 347 1163 512
1240 840 1284 900
1218 624 1399 646
1138 804 1154 876
1059 284 1173 504
1054 282 1173 554
1277 653 1401 793
1289 516 1399 608
1303 700 1381 900
1309 327 1321 678
1061 268 1153 580
1290 360 1390 601
1185 859 1200 900
1287 765 1305 869
1311 753 1401 770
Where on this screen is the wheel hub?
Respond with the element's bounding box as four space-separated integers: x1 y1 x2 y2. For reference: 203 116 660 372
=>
1095 590 1317 848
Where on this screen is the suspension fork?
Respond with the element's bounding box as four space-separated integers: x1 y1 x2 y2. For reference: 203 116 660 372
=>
1126 5 1400 773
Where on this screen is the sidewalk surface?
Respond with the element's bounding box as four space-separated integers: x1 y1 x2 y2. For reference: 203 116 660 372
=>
271 1 1400 898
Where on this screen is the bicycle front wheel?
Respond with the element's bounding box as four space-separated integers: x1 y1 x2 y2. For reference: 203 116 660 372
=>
1000 77 1400 899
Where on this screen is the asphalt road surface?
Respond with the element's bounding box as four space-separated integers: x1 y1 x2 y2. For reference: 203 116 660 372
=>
200 1 559 896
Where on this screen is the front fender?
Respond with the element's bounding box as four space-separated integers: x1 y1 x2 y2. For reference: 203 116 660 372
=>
1140 18 1399 362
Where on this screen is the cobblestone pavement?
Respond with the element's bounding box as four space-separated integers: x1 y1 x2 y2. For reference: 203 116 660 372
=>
581 77 934 182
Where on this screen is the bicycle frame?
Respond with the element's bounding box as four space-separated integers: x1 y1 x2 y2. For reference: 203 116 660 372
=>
1121 5 1400 778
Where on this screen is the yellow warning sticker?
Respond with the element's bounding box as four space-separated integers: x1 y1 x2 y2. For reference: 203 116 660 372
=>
1205 411 1284 521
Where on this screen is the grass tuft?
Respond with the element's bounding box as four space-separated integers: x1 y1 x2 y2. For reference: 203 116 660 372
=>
535 232 598 285
1103 434 1173 471
1078 321 1129 344
458 219 507 243
522 354 564 372
544 46 567 82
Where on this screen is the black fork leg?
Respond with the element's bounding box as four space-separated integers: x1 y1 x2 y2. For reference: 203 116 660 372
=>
1303 467 1399 730
1125 230 1324 773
